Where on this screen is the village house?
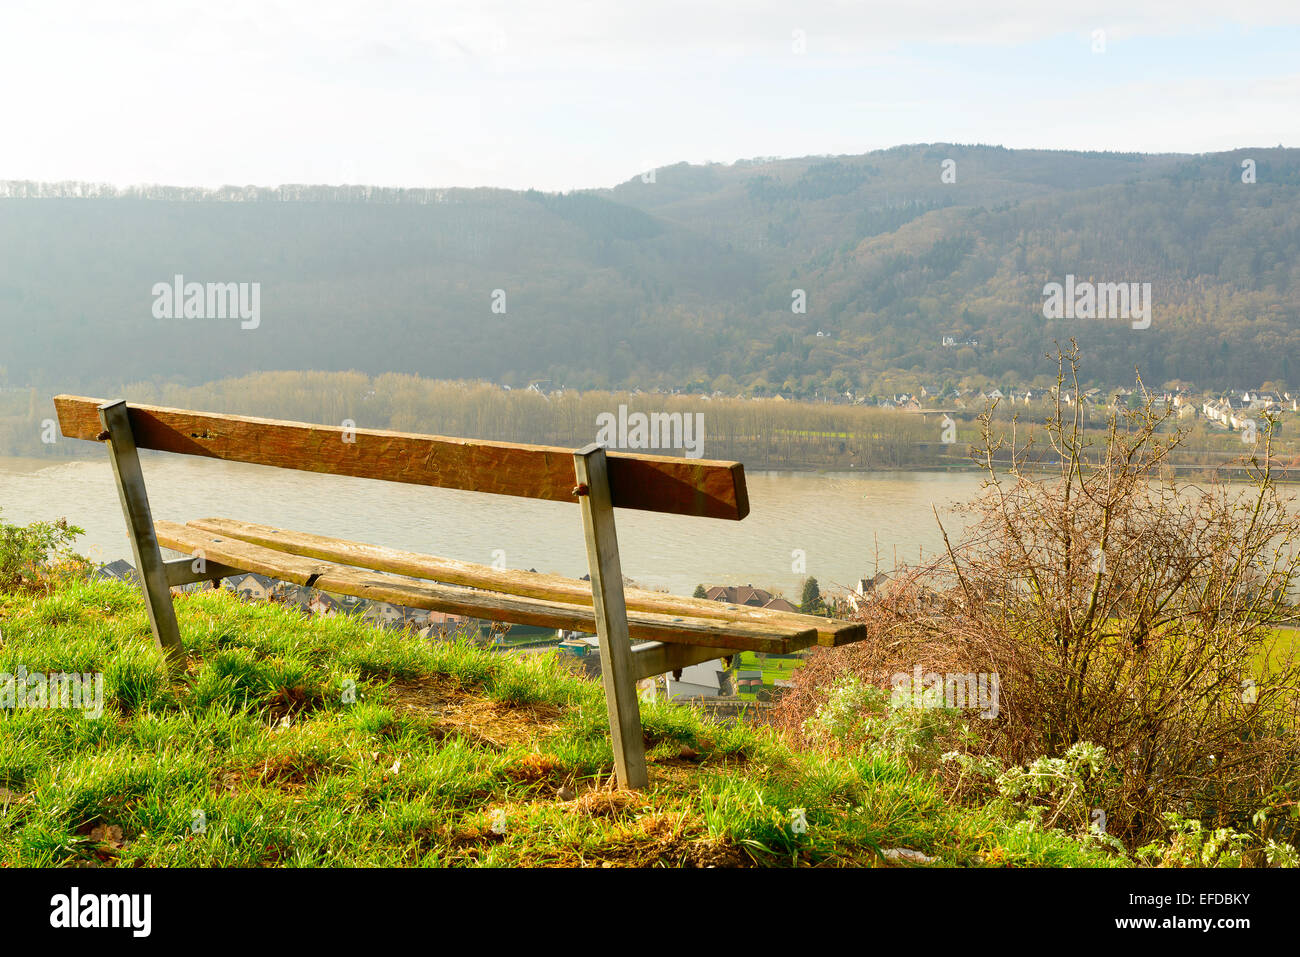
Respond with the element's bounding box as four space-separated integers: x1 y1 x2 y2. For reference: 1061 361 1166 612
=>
1243 390 1283 411
705 584 771 606
307 592 340 617
361 601 405 628
417 611 480 641
226 572 275 602
1203 395 1249 426
274 583 313 610
1229 410 1257 432
847 570 893 611
1202 399 1230 425
702 585 799 612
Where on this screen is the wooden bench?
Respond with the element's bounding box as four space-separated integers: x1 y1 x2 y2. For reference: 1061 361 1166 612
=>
54 395 865 788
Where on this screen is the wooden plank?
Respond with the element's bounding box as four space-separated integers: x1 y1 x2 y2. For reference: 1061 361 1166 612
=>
573 443 647 790
98 401 186 671
631 642 732 682
183 517 865 646
54 395 748 521
154 522 815 653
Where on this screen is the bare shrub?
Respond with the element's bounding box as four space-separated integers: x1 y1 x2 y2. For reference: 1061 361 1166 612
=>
777 343 1300 852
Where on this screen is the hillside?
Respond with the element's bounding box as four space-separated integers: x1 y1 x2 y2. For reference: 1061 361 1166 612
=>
2 144 1298 395
0 576 1119 867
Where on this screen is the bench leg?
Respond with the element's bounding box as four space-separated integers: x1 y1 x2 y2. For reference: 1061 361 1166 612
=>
99 400 186 673
573 443 648 789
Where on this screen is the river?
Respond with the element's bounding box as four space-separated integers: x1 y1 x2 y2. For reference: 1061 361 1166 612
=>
0 455 994 601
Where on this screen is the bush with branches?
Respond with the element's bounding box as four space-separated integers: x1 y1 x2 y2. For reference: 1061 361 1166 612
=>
777 342 1300 857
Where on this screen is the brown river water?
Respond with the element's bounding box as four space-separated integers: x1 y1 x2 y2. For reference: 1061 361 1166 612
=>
0 455 988 601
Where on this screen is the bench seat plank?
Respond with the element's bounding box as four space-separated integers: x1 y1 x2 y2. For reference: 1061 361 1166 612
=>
54 395 749 520
184 517 867 647
155 521 816 654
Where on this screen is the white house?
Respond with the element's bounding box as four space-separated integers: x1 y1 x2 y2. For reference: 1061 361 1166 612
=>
1230 411 1257 432
1202 400 1233 426
664 660 725 700
1245 390 1282 411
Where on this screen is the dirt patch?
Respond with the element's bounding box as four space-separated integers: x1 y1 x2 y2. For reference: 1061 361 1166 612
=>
382 674 462 714
69 820 132 867
383 676 564 749
215 752 334 792
578 818 752 868
505 752 566 785
568 789 643 819
266 683 321 722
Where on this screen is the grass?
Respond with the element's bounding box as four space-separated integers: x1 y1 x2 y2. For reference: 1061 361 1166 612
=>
735 651 804 683
0 577 1123 868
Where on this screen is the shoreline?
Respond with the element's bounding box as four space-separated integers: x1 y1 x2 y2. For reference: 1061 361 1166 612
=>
5 451 1300 484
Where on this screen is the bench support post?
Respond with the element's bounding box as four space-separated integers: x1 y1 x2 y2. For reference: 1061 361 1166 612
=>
631 641 732 683
573 443 648 790
98 400 186 673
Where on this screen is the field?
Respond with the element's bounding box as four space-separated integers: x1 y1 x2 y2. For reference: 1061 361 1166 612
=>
733 651 806 700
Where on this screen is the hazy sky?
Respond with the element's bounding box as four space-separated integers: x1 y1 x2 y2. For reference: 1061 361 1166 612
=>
2 1 1297 191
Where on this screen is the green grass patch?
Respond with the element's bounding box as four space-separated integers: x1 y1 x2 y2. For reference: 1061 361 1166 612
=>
0 577 1123 867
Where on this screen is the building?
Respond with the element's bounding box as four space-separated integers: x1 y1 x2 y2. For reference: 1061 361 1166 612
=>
416 612 483 641
274 583 313 610
664 660 726 700
361 601 405 628
307 592 340 617
226 573 274 602
702 585 800 613
847 571 893 609
705 585 773 607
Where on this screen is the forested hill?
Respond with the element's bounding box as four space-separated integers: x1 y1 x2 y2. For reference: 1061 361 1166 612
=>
3 144 1298 396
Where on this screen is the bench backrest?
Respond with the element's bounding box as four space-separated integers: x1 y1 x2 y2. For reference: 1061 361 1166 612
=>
53 395 749 520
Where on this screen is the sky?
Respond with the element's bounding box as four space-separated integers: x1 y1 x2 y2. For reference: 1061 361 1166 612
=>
1 0 1297 192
